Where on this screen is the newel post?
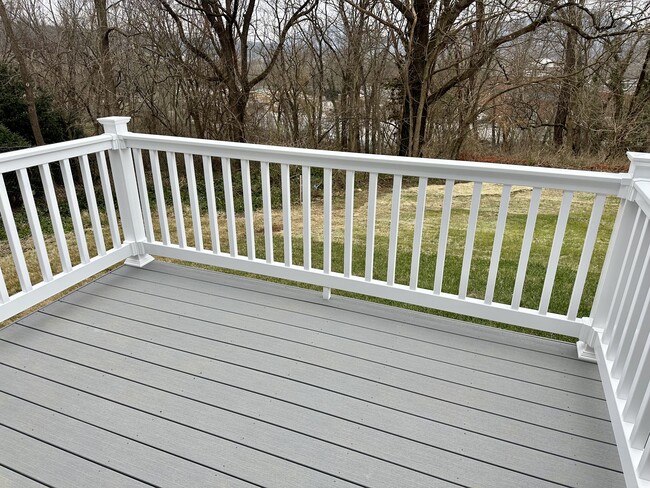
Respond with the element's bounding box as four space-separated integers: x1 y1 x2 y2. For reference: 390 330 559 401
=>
98 116 154 267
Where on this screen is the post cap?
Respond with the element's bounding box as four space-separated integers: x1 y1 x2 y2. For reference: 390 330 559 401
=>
628 151 650 179
98 116 131 135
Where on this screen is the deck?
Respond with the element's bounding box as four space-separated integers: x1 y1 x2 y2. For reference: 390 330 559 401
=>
0 261 623 487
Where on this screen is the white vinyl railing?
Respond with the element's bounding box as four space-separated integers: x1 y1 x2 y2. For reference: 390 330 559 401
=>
0 128 138 321
2 116 650 486
588 152 650 488
123 128 624 338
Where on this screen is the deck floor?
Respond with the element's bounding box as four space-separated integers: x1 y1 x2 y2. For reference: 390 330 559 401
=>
0 261 623 487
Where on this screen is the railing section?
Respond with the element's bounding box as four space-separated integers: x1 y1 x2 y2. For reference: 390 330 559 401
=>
590 152 650 487
0 128 137 322
122 128 623 338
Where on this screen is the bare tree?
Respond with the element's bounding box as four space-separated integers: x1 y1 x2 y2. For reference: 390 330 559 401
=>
0 0 44 144
94 0 117 116
158 0 316 142
2 0 649 162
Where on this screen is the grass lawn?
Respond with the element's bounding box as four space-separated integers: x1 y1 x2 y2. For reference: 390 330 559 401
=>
0 176 619 340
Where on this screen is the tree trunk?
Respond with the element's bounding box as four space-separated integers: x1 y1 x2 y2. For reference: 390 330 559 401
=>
227 88 248 143
553 26 577 147
340 83 349 149
94 0 117 116
626 41 650 121
398 0 429 157
608 41 650 156
0 0 45 145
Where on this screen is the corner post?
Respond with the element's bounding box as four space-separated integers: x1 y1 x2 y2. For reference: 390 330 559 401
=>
98 116 153 267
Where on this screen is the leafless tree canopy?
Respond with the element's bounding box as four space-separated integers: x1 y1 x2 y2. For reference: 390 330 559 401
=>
2 0 650 162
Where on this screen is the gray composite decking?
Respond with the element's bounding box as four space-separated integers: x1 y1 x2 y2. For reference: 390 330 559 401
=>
0 261 624 487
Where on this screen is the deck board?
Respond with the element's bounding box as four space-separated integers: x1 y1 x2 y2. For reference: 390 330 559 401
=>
0 389 251 488
0 262 624 487
138 262 599 375
38 291 613 437
0 424 147 488
68 277 609 419
0 466 47 487
105 266 606 395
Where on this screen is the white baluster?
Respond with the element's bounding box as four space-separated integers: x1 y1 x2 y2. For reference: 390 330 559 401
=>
630 387 650 449
365 173 378 282
202 155 220 254
458 182 482 299
241 159 254 259
260 161 273 262
612 247 650 378
184 154 203 252
0 174 31 291
323 168 332 275
344 170 355 278
79 154 106 256
280 163 291 266
623 331 650 422
568 194 606 321
434 180 454 294
60 158 90 264
607 217 647 357
386 174 402 286
222 157 238 256
485 184 511 304
590 200 636 329
409 177 427 290
302 166 311 270
511 187 542 310
149 150 170 245
538 191 573 315
166 151 186 248
618 292 650 398
39 163 72 272
17 168 52 281
603 206 643 343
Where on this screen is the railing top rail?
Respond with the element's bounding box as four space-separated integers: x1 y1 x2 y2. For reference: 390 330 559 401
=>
0 134 114 173
124 132 628 195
